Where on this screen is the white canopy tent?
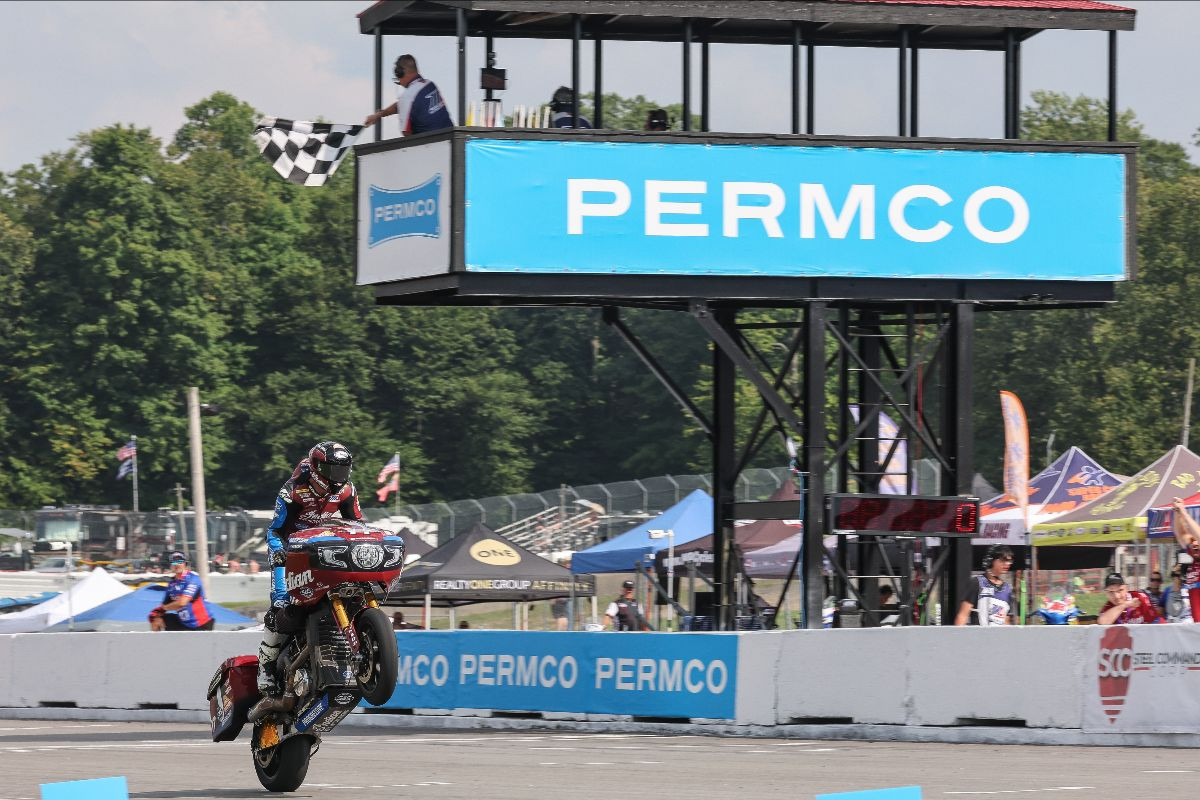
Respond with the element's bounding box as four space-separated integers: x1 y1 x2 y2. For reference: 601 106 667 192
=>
0 567 132 633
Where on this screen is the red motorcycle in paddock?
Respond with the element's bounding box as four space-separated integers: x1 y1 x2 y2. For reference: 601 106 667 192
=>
207 522 405 792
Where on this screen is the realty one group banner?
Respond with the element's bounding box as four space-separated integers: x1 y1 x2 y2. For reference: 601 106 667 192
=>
1085 623 1200 733
381 630 738 719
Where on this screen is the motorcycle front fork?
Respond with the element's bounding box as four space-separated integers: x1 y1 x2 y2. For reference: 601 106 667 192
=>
329 589 380 655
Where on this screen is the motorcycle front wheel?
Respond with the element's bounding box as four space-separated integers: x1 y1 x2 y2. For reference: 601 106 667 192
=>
253 732 313 792
355 606 398 705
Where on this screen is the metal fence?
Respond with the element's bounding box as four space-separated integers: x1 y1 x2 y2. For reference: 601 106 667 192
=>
376 467 790 544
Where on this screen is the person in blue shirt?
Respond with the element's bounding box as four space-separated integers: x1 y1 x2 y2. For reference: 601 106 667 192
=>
549 86 592 129
364 54 452 136
148 551 213 631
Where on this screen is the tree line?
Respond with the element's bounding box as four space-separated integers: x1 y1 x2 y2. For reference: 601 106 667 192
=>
0 90 1196 512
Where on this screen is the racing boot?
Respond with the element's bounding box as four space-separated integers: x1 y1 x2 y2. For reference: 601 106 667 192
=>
249 631 292 722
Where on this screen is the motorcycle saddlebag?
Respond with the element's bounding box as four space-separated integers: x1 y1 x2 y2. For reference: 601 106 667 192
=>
207 655 260 742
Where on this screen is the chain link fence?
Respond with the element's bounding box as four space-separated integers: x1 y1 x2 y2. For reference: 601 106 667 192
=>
380 467 788 544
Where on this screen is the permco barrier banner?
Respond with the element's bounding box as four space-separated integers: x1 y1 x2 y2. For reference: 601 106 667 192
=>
1085 623 1200 733
464 139 1127 281
383 630 738 719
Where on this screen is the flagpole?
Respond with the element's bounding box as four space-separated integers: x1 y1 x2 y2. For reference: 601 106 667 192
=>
131 435 139 515
394 451 401 518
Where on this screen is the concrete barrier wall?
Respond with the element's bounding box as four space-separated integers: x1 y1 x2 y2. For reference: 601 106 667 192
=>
0 626 1100 729
0 631 260 710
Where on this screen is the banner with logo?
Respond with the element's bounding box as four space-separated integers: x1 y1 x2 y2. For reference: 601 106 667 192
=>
356 139 451 285
1086 623 1200 733
381 630 738 719
999 391 1030 526
463 139 1127 281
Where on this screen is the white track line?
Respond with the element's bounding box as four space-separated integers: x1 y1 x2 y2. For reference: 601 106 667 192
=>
0 724 113 732
944 788 1094 795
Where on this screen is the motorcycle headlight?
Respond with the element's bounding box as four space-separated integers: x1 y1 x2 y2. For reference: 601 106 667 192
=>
317 544 349 569
350 543 385 570
383 544 404 568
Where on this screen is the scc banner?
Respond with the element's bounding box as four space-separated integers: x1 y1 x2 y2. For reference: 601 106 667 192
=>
381 630 738 719
1085 623 1200 733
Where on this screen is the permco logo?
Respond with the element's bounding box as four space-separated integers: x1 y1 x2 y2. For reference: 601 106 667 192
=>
1097 626 1135 724
286 570 313 591
368 175 441 247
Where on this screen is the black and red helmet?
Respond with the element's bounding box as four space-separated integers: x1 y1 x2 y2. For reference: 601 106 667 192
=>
307 441 353 494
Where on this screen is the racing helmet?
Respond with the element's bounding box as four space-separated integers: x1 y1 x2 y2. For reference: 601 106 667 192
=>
307 441 353 495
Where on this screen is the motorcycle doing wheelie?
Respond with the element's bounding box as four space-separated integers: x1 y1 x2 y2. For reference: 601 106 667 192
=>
207 522 405 792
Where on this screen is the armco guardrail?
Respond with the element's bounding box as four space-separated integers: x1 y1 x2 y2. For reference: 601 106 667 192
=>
0 625 1194 736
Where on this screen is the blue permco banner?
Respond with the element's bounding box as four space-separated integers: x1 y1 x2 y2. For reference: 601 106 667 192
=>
381 631 738 719
368 175 441 247
464 139 1127 281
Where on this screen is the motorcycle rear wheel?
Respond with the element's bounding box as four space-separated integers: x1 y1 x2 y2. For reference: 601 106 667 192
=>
253 732 313 792
355 606 398 705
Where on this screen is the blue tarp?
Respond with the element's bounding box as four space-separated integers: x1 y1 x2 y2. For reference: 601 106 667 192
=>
571 489 713 574
43 583 255 631
0 591 58 610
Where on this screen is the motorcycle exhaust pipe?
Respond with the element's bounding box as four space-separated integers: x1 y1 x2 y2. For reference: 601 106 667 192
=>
247 644 312 725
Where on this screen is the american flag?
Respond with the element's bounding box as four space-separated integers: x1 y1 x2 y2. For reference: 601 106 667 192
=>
377 454 400 484
116 439 137 462
376 475 399 503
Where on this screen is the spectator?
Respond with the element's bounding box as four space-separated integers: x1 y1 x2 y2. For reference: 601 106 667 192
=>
1098 572 1162 625
549 86 591 129
644 108 669 131
1160 566 1190 622
392 611 421 630
604 580 649 631
148 552 214 631
1171 496 1200 621
226 555 242 574
954 544 1014 626
247 558 260 574
550 596 570 631
1145 570 1165 612
364 54 453 137
457 620 470 629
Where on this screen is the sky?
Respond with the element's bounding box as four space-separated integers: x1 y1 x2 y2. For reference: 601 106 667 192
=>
1 0 1198 173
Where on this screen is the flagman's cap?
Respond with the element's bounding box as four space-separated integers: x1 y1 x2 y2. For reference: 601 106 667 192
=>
168 551 188 565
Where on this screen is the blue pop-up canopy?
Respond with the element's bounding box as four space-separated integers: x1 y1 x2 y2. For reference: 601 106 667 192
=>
43 583 255 631
572 489 713 574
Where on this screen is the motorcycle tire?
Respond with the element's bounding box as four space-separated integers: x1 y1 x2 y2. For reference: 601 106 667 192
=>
253 732 313 792
355 606 398 705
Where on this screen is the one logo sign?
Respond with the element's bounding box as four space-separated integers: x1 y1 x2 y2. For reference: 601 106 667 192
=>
369 176 441 247
470 539 521 566
1097 626 1134 723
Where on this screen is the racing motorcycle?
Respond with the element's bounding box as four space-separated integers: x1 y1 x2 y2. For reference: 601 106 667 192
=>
207 522 405 792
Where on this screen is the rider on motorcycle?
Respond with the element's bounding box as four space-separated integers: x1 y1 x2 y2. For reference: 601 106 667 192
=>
256 441 364 697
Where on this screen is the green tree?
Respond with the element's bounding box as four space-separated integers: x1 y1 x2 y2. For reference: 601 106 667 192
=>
579 92 700 131
975 92 1200 483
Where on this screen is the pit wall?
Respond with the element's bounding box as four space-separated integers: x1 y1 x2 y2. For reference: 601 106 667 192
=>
0 625 1189 736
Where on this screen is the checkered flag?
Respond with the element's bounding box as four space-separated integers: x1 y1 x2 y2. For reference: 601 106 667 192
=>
253 117 363 187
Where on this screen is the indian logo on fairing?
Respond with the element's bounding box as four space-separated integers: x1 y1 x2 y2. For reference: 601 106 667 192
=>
1097 626 1134 723
286 570 313 591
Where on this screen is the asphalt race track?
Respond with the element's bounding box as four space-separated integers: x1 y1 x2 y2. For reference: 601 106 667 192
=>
0 719 1189 799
